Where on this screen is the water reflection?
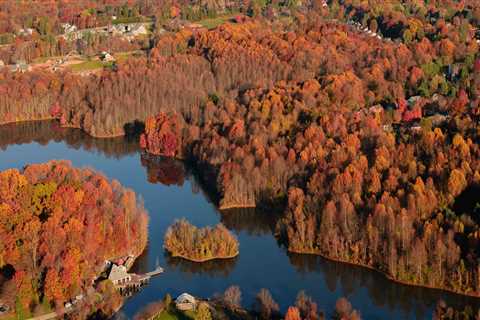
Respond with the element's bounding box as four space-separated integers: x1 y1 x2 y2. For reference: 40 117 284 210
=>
140 154 186 186
0 121 139 158
2 121 480 319
288 253 480 319
219 207 277 236
165 254 237 277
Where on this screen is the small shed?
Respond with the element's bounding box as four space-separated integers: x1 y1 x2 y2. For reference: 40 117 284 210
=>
175 293 197 311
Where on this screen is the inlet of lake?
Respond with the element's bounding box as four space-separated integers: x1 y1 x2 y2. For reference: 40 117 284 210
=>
1 121 479 319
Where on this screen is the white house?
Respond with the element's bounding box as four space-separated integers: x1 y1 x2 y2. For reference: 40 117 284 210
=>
108 265 132 286
100 51 115 62
175 293 197 311
61 23 78 34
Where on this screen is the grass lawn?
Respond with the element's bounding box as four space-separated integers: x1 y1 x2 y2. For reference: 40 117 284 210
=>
155 309 196 320
198 14 236 29
69 60 112 72
114 50 145 62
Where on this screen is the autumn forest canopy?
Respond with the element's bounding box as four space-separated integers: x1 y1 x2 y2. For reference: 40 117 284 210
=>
3 0 480 318
0 161 148 317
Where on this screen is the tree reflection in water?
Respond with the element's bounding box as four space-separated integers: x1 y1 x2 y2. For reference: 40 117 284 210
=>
4 121 480 319
288 253 480 319
219 207 278 236
140 154 186 186
165 253 237 277
0 120 139 158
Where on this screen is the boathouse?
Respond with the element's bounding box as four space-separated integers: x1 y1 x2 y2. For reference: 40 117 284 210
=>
108 264 132 286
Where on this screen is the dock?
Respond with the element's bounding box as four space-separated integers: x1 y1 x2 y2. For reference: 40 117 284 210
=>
115 266 164 293
145 266 164 277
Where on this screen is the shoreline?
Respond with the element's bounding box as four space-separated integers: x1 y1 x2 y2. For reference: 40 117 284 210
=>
219 203 257 210
0 117 127 139
166 251 239 263
288 247 480 299
0 116 56 126
3 118 480 300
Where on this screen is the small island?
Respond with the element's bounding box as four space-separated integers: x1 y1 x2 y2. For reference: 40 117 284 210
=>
164 219 239 262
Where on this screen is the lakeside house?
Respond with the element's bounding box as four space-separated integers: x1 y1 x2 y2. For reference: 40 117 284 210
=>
175 293 197 311
108 264 132 286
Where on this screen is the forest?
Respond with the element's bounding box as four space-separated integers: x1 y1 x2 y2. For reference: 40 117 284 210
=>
0 160 148 318
164 219 239 262
133 288 480 320
133 287 363 320
2 0 480 309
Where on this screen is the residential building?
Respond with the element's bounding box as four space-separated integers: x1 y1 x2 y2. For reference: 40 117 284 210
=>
108 264 132 286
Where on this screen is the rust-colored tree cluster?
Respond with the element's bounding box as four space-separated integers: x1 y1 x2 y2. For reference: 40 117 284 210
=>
0 160 148 316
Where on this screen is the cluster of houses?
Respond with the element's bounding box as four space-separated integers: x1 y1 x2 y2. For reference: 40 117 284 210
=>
347 20 385 41
61 22 149 41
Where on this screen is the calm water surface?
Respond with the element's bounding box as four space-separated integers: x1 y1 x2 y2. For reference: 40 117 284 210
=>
0 121 479 320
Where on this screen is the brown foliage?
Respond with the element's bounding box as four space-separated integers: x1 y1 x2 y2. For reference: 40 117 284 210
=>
164 219 239 261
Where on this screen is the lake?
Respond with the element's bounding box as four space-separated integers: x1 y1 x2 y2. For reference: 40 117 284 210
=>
0 121 478 319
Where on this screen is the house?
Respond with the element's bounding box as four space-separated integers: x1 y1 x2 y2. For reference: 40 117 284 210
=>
100 51 115 62
61 23 77 34
427 113 448 127
186 23 204 30
18 28 34 36
0 304 9 315
407 96 422 107
108 264 132 286
129 24 148 36
175 293 197 311
108 23 148 37
9 60 30 73
382 124 393 132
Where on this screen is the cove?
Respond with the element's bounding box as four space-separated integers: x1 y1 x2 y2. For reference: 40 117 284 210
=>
0 121 479 319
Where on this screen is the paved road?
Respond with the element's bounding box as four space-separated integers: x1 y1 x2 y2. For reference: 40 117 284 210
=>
26 311 58 320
